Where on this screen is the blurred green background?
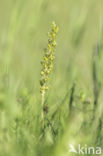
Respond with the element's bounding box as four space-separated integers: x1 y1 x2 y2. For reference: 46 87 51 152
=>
0 0 102 89
0 0 103 156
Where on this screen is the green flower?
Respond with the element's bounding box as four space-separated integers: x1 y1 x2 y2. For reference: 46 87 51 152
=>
40 22 59 95
40 22 59 127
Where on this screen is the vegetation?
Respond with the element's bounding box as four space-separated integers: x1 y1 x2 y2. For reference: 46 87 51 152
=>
40 22 58 128
0 0 103 156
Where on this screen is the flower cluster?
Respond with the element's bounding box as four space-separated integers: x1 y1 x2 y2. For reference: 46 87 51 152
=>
40 22 59 96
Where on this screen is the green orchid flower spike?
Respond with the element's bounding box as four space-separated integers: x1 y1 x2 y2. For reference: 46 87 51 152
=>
40 21 59 127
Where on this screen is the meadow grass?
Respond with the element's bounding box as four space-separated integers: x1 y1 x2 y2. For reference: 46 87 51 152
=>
0 0 103 156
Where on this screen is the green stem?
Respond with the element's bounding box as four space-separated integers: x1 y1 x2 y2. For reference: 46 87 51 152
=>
41 92 45 128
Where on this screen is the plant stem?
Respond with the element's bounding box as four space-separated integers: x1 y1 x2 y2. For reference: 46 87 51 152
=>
41 92 45 128
69 82 76 113
92 43 100 114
